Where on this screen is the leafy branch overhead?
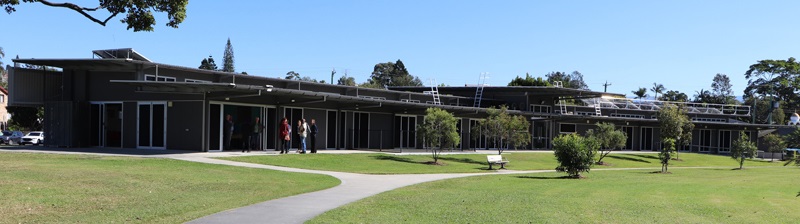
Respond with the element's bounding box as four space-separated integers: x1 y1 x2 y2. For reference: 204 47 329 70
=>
1 0 188 32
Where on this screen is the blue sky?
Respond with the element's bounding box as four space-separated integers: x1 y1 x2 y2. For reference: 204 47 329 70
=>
3 0 800 99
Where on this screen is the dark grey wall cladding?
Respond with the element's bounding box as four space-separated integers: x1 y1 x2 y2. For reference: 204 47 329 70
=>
123 102 138 148
88 71 203 101
369 113 393 149
166 101 204 150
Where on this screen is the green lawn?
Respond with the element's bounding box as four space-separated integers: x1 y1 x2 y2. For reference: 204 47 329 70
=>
0 152 340 223
221 152 778 174
310 167 800 223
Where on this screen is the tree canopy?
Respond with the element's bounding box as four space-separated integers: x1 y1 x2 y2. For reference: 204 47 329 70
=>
417 108 460 164
730 132 757 169
1 0 188 32
222 38 235 73
631 87 648 100
369 60 422 88
546 71 588 90
657 103 694 166
508 73 551 86
337 76 356 86
472 106 531 155
553 133 597 178
198 56 217 70
744 57 800 110
660 90 689 102
650 83 665 101
586 122 627 164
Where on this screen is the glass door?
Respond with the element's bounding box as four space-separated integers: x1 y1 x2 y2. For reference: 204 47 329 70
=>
138 102 166 149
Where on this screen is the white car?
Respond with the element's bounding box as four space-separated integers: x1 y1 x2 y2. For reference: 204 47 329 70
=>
20 131 44 145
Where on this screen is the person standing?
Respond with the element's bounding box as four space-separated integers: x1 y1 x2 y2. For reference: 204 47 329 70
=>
310 119 318 153
279 117 290 154
248 117 264 153
299 119 308 154
223 114 233 151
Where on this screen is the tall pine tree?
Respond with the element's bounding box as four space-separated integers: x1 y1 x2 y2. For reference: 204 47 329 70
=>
222 38 235 73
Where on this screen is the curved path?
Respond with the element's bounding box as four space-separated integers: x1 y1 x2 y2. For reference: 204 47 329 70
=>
175 156 551 224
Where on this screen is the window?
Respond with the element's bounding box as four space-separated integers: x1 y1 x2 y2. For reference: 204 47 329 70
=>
698 130 712 152
559 123 576 133
719 130 732 152
641 127 654 150
0 95 4 103
530 105 552 113
144 74 176 82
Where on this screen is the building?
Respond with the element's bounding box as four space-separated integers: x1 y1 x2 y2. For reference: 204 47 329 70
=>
0 86 9 130
7 48 783 153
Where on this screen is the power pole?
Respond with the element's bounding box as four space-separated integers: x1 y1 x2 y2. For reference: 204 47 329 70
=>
331 68 336 84
602 81 612 92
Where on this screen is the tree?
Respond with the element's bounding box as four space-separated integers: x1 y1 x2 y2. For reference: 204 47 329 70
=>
659 138 676 173
1 0 188 32
762 133 786 162
285 71 300 80
659 90 689 102
473 106 531 155
553 133 598 178
417 108 460 164
711 73 736 104
631 87 648 100
337 76 356 86
693 89 714 103
222 38 235 73
358 80 383 89
585 122 627 165
730 132 758 169
744 57 800 111
784 127 800 148
657 104 693 163
650 83 665 101
546 71 588 89
369 59 422 87
508 73 551 86
7 106 42 131
198 56 217 70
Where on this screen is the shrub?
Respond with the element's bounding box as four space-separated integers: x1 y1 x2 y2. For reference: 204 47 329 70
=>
553 134 598 178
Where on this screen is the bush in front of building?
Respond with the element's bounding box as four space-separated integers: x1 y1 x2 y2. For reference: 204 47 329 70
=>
417 107 460 165
553 133 598 178
731 132 758 170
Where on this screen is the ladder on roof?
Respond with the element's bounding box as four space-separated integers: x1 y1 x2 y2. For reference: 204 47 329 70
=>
594 98 602 116
429 79 441 105
474 73 488 107
554 81 568 114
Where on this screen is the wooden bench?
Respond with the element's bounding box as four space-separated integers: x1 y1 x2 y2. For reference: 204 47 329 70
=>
487 155 509 170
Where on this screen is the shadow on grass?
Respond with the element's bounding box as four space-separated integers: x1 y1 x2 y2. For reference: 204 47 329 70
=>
370 155 423 164
515 175 573 180
629 154 659 160
439 157 486 165
607 155 651 163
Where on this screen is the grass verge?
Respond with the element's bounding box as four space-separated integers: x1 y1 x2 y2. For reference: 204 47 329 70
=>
221 152 778 174
0 152 339 223
310 167 800 223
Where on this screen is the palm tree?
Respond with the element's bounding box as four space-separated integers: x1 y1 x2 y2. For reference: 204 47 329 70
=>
650 83 665 101
632 87 648 100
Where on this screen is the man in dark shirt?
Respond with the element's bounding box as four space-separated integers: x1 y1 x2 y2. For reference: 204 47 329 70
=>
310 119 318 153
247 117 264 153
223 114 233 151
